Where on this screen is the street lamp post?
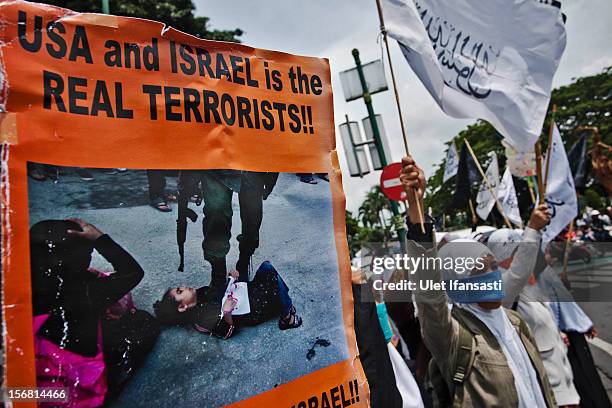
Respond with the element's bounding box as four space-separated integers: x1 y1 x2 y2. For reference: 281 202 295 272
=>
351 48 407 251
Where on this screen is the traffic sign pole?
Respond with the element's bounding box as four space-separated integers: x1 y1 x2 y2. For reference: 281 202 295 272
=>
352 48 407 251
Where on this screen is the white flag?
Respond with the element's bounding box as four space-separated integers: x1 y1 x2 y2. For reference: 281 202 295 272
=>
381 0 566 148
476 153 499 220
497 167 523 228
387 343 425 408
443 142 459 182
503 139 536 178
541 124 578 243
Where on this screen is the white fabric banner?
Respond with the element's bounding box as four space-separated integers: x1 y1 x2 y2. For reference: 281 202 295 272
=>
381 0 566 148
476 153 499 220
387 343 425 408
498 167 523 228
443 142 459 182
541 124 578 243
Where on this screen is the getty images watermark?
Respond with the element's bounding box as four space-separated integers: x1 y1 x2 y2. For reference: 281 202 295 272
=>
355 241 612 303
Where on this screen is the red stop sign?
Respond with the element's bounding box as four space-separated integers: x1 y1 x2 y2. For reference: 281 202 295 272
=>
380 162 407 202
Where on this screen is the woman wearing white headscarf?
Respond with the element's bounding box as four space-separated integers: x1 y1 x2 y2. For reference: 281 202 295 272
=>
400 156 556 408
488 229 580 407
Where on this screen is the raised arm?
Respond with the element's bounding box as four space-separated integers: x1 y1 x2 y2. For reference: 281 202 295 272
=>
501 205 550 308
401 157 459 370
67 219 144 310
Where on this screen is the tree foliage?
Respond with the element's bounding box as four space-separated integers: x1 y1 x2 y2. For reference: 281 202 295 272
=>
42 0 243 42
425 67 612 226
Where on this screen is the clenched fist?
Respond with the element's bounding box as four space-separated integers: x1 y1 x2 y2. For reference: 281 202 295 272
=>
527 204 551 231
400 156 426 224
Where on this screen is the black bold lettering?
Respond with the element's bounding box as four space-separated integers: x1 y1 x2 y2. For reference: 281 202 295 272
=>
272 102 287 131
203 90 221 124
230 55 245 85
115 83 133 118
43 70 66 112
69 26 93 63
260 100 274 130
220 93 236 125
124 43 141 69
244 57 259 88
91 80 114 117
216 54 231 80
169 41 178 73
18 11 42 52
196 48 214 77
164 86 182 121
184 88 202 123
179 45 196 75
45 22 66 59
68 76 88 115
288 104 301 133
143 38 159 71
311 75 323 95
142 84 162 120
236 96 253 128
104 40 122 67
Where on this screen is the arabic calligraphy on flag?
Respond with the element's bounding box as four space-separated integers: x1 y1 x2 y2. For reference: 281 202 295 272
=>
381 0 566 148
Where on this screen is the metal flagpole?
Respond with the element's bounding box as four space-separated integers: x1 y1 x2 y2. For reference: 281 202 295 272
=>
375 0 426 233
464 140 513 229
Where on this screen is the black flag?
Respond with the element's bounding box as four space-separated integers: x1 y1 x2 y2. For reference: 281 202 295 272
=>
451 142 481 208
567 135 588 190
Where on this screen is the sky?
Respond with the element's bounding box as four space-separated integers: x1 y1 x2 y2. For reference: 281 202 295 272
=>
194 0 612 212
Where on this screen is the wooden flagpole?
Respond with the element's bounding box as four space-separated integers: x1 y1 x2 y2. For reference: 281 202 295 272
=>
543 104 557 193
464 140 513 229
535 104 557 205
375 0 425 233
468 198 478 225
535 141 545 205
562 219 575 276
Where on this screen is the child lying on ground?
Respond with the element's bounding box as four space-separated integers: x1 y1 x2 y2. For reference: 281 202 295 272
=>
154 261 302 338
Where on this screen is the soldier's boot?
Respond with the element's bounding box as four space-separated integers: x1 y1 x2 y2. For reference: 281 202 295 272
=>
208 257 227 300
235 252 252 283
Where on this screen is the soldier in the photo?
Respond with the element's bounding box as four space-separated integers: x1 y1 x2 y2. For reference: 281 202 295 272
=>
177 170 278 299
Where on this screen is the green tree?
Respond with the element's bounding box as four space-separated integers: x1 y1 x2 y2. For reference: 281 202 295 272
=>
43 0 243 42
345 210 360 258
426 67 612 222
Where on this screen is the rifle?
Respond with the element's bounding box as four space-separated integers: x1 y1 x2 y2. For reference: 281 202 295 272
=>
177 171 199 272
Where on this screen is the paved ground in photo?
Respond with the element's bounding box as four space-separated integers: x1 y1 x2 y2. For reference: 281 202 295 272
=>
28 169 349 407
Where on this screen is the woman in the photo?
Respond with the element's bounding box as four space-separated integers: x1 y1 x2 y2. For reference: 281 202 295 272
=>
30 218 153 407
154 261 302 338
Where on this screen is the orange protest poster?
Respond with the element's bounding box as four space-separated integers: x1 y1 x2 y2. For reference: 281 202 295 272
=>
0 2 367 406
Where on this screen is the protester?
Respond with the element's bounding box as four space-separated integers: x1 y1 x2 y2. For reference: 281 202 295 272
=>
373 276 427 408
399 156 557 407
488 228 580 407
536 251 612 408
30 218 154 406
352 276 405 408
177 170 278 298
153 261 302 338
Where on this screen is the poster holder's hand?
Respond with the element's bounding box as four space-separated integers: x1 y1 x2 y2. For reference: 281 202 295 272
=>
400 156 426 229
